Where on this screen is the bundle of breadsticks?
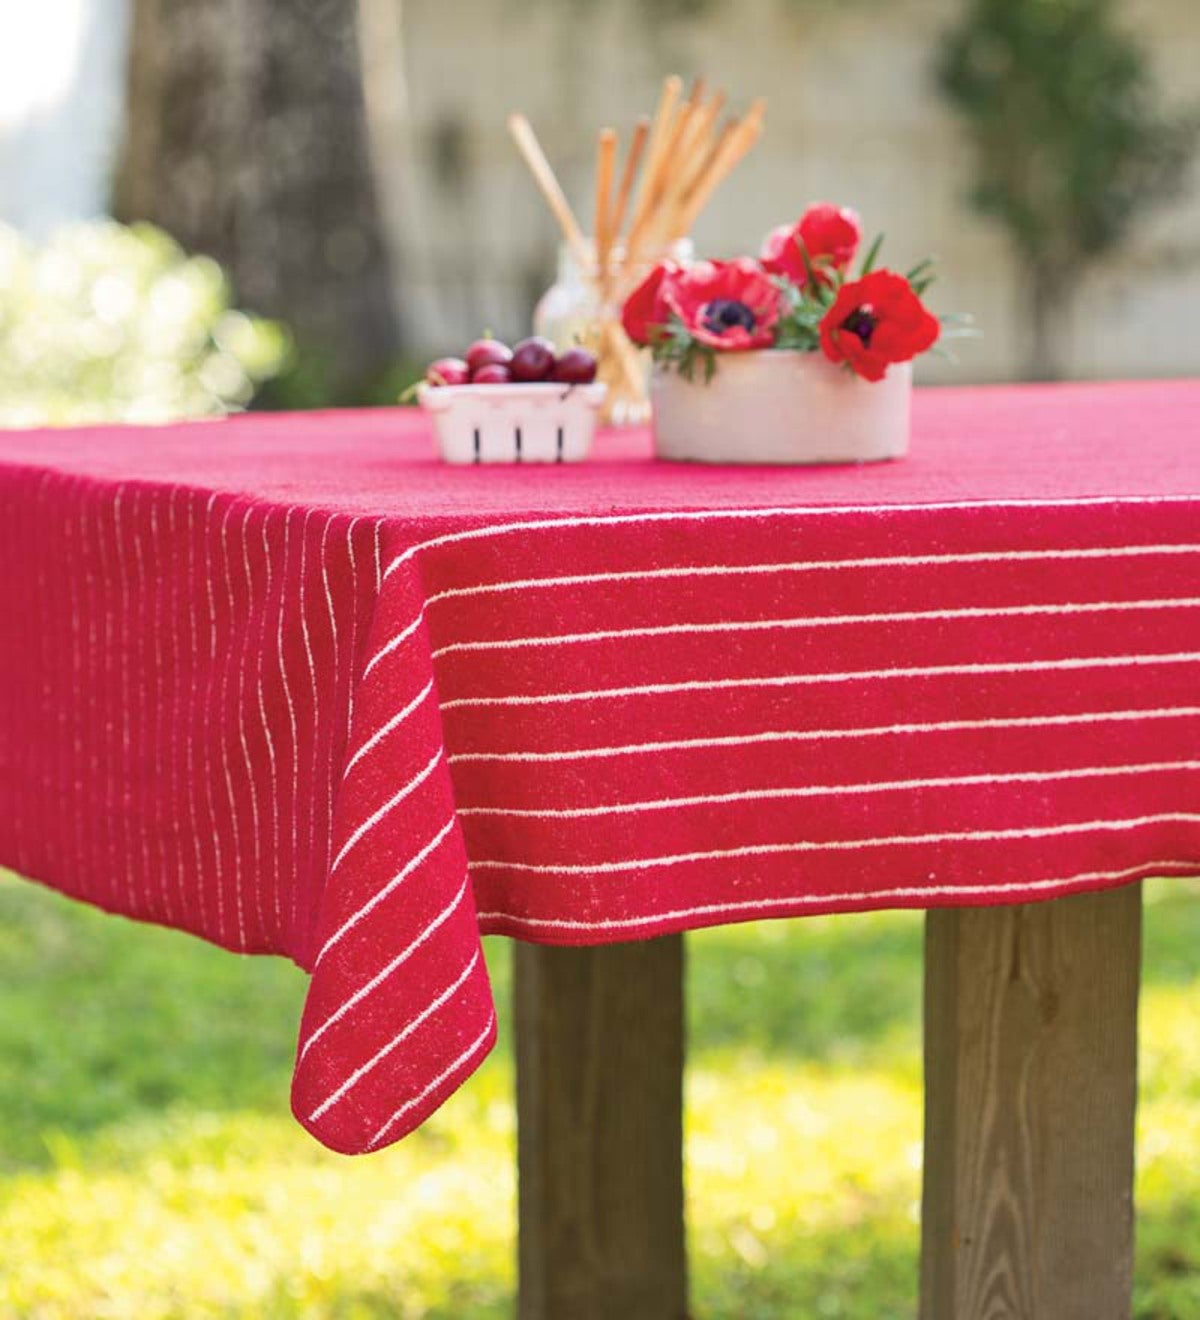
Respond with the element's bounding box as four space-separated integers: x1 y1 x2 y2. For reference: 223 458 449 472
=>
508 76 766 423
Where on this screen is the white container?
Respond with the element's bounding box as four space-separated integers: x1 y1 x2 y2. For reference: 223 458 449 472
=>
418 382 606 464
651 350 912 465
534 239 695 428
533 238 697 353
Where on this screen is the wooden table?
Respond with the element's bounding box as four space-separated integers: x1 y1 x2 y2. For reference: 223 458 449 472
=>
515 884 1142 1320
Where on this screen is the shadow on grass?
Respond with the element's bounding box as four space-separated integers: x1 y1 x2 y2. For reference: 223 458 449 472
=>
0 874 305 1168
685 912 924 1069
683 876 1199 1068
1141 877 1200 988
0 873 1195 1171
1136 1184 1200 1320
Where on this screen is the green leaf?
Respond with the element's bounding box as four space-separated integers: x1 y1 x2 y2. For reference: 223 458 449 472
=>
939 323 983 341
795 238 822 292
859 232 885 276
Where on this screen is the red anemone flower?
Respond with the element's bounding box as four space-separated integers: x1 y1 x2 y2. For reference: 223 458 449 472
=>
818 269 940 381
621 263 676 347
760 203 862 285
660 259 781 351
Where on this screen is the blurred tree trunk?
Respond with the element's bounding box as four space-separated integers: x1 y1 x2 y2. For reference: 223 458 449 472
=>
1026 261 1072 382
114 0 400 393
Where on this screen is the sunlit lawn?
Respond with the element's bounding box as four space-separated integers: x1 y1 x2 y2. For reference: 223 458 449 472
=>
0 871 1196 1319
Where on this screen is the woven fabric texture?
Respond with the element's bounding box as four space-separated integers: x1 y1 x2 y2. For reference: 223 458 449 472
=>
1 379 1197 1153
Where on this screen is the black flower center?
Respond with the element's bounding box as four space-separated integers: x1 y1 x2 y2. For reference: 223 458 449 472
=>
703 298 758 336
842 305 877 345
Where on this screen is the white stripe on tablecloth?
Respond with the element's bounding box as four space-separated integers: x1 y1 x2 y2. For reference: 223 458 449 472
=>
455 760 1200 819
446 705 1200 763
33 474 55 876
345 519 361 731
112 488 131 768
75 479 97 875
439 651 1200 710
307 947 483 1124
165 488 187 920
200 494 225 933
382 498 1200 580
256 509 282 927
429 597 1200 658
139 490 170 920
332 747 443 872
233 506 265 939
468 813 1200 876
423 544 1200 605
315 815 458 965
184 498 210 929
475 860 1200 934
300 875 470 1062
343 678 434 775
87 486 109 796
94 487 121 890
321 515 340 873
218 503 247 949
112 486 136 905
366 1011 497 1151
299 509 320 895
82 482 104 877
276 510 301 932
363 609 426 677
129 489 155 908
66 482 87 879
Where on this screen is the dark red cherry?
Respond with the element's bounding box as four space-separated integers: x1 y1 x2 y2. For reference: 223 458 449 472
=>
551 348 598 384
471 362 513 385
426 357 470 386
510 336 558 382
465 338 513 374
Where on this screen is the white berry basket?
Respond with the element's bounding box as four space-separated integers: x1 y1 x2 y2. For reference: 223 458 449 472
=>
418 382 607 464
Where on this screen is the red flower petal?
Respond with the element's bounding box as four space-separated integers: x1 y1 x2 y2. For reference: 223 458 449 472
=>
663 259 782 352
759 224 807 284
761 204 862 285
797 203 862 271
620 263 674 346
689 321 777 351
819 269 939 381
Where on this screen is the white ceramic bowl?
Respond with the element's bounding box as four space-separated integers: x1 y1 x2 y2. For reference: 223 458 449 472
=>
418 382 606 464
650 350 911 465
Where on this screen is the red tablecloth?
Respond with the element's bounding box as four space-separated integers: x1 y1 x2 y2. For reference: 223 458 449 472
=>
1 379 1198 1154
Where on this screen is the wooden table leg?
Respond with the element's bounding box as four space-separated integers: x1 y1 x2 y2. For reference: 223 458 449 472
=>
920 884 1142 1320
515 935 688 1320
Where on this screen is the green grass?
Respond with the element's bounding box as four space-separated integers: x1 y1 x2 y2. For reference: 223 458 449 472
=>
0 873 1196 1318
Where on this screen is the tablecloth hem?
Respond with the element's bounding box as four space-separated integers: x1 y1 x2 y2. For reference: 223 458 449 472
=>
473 861 1200 947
